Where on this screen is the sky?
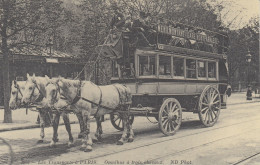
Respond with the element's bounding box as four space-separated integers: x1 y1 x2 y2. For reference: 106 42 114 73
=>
214 0 259 29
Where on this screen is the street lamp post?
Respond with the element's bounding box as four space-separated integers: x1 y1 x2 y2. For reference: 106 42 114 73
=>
46 38 54 78
246 51 252 100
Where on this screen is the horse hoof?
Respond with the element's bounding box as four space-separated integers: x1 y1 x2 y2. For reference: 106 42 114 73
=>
78 134 83 139
37 140 44 144
80 144 86 151
50 143 56 148
128 138 134 143
116 141 124 145
68 141 74 147
92 138 98 143
84 146 92 152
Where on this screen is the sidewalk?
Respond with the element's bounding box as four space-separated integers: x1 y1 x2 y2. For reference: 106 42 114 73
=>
227 92 260 105
0 92 259 132
0 108 81 132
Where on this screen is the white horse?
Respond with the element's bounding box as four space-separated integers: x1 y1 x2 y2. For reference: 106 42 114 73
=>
9 80 26 110
9 79 51 143
21 74 84 147
45 77 134 152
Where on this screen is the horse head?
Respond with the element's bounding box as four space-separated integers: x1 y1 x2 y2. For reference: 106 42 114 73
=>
9 80 25 109
21 74 49 106
45 77 80 110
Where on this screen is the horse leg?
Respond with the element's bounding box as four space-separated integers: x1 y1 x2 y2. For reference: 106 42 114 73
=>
81 111 93 152
50 112 60 147
62 112 74 147
75 112 84 139
37 109 45 143
94 116 103 142
117 113 128 145
127 115 134 143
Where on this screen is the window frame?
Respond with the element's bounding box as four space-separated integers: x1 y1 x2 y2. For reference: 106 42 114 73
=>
207 60 218 81
185 58 197 80
137 54 157 78
158 54 173 78
197 60 208 80
172 55 185 79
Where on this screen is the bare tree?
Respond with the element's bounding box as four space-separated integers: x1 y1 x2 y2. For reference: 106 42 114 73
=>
0 0 64 123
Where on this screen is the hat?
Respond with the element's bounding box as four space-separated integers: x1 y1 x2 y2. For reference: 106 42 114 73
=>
139 11 147 18
111 2 119 10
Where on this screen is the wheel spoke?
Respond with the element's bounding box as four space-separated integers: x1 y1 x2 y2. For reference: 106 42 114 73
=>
213 100 220 105
203 95 209 104
114 116 120 122
172 120 179 127
201 107 208 114
211 89 216 99
171 104 177 112
207 111 211 124
212 93 219 102
168 121 172 132
211 108 217 117
209 110 214 122
162 119 168 128
202 102 209 106
203 111 208 123
163 109 169 115
118 119 122 127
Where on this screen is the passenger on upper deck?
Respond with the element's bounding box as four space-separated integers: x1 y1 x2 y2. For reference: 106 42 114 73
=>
131 11 156 47
110 3 125 30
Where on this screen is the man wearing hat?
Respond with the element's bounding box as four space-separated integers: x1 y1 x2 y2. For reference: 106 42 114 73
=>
110 4 125 29
131 11 155 47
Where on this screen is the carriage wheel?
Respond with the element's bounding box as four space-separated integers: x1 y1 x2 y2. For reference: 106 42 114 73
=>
158 98 182 136
110 113 134 131
198 85 221 127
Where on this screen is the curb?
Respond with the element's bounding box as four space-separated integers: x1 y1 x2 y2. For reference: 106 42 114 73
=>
228 100 260 106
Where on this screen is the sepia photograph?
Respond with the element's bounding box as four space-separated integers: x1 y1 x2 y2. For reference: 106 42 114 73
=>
0 0 259 164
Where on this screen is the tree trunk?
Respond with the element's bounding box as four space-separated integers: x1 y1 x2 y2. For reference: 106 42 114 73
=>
2 37 12 123
2 0 12 123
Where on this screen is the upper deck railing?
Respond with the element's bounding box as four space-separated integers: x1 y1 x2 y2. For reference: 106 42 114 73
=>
96 17 229 59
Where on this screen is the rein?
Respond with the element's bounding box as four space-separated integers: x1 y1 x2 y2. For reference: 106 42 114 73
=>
14 84 23 104
49 80 119 114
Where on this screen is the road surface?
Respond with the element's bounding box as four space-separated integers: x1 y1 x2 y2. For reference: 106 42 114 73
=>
0 102 260 165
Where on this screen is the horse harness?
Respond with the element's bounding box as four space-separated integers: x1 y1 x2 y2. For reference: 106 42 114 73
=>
52 80 130 116
30 80 45 103
14 84 23 103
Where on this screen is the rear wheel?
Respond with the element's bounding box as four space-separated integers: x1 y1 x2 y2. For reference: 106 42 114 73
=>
110 113 134 131
198 85 221 127
158 98 182 136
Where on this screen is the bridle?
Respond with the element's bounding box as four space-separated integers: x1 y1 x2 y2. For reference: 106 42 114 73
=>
46 80 81 111
13 84 23 105
27 80 45 103
46 81 61 106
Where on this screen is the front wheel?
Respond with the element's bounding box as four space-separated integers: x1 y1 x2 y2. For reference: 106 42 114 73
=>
110 113 134 131
158 98 182 136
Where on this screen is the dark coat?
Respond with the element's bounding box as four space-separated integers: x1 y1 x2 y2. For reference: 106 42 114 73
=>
110 12 125 29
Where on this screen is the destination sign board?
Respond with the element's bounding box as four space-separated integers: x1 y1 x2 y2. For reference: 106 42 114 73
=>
157 24 218 44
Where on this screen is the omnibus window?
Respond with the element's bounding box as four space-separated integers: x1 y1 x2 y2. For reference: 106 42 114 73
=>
173 57 184 77
186 59 196 78
208 62 216 78
159 55 171 75
112 61 119 77
197 61 206 78
139 56 156 76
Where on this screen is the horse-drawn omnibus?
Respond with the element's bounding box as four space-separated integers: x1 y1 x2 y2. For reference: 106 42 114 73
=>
97 19 231 136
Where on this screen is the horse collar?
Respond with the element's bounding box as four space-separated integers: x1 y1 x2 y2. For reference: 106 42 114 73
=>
32 81 45 102
70 80 82 105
